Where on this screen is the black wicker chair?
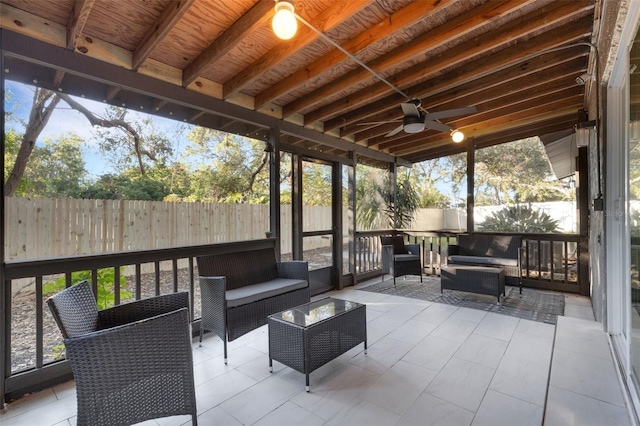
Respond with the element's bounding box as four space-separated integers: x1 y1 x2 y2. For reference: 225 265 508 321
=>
46 280 198 426
381 235 423 285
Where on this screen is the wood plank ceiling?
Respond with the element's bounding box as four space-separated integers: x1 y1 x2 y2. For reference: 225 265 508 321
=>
0 0 597 167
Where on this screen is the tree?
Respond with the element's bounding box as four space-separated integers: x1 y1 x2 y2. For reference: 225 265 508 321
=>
4 88 61 196
410 160 451 208
439 138 573 206
21 135 86 197
87 105 174 176
183 128 270 203
79 172 169 201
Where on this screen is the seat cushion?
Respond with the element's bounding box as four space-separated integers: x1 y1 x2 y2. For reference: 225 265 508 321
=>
225 278 308 308
448 255 518 267
394 254 420 262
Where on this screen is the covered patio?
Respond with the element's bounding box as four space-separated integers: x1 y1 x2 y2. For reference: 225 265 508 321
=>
0 235 628 426
0 280 623 426
1 0 639 424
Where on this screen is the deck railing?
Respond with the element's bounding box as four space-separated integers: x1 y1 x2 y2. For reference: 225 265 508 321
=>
2 239 275 402
355 230 583 293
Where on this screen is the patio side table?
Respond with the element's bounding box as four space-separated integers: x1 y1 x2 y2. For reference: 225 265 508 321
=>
268 297 367 392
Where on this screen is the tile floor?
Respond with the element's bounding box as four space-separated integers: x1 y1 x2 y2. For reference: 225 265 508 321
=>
0 281 633 426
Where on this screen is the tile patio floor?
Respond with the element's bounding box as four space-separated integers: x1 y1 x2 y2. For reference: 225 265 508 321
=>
0 280 633 426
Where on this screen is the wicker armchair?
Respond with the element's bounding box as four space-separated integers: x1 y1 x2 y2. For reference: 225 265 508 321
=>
46 280 197 426
381 235 423 285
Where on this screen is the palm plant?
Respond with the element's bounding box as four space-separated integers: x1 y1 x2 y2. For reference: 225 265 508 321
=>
478 204 560 233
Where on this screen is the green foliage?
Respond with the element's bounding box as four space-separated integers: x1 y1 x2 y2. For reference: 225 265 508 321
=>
383 172 419 229
78 172 169 201
93 107 175 175
4 132 87 198
43 268 131 310
355 165 419 230
478 204 560 233
52 344 65 360
410 159 452 208
437 138 574 206
182 129 270 203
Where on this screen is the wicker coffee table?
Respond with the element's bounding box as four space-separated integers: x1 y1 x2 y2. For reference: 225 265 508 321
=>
268 297 367 392
441 264 505 303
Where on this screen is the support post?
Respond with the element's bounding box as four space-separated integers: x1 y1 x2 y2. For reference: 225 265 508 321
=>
268 126 281 259
466 137 475 233
332 161 343 289
292 154 303 260
348 152 357 287
577 146 591 296
389 162 397 229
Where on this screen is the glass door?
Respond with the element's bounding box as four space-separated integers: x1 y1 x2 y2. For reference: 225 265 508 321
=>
302 159 335 295
629 26 640 390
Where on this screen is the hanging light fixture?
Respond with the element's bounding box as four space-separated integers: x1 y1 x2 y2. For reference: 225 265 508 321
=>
272 0 297 40
451 129 465 143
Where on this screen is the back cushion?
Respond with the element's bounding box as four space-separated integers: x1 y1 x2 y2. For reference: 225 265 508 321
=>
197 248 279 290
380 235 407 255
458 235 521 258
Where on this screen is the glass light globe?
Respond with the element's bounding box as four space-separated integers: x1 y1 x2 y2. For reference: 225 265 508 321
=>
451 129 464 143
273 2 297 40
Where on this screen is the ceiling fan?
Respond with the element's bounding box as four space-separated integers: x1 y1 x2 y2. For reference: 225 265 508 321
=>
370 99 477 138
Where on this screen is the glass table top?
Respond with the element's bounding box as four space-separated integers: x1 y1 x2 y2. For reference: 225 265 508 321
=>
270 297 364 327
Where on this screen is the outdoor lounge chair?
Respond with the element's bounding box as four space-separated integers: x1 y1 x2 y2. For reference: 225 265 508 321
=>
381 235 423 285
46 280 198 426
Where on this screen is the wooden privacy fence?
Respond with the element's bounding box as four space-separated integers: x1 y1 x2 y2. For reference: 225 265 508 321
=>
4 197 342 261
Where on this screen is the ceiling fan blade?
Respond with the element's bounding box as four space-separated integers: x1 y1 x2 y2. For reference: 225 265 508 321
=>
400 102 421 118
385 125 405 137
423 120 452 132
423 106 478 121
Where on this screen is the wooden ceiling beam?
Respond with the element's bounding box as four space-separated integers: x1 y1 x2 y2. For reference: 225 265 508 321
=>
182 0 273 87
66 0 95 50
311 2 593 126
284 0 535 120
222 0 373 99
325 15 592 132
253 0 453 109
132 0 195 71
343 54 587 139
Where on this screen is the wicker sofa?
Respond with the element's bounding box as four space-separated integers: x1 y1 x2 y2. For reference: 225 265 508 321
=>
196 240 310 364
447 234 523 290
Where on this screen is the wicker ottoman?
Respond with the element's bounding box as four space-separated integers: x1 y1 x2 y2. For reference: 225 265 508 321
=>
441 265 505 303
268 297 367 392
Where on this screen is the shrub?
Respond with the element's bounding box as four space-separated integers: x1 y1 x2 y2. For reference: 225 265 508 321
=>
478 205 560 233
43 267 131 310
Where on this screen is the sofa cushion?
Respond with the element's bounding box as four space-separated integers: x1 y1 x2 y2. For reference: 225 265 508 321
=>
197 248 279 290
394 254 420 262
457 235 521 259
225 278 308 308
448 255 518 267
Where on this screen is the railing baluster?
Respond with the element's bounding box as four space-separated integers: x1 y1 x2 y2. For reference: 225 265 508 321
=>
135 264 141 300
114 266 121 305
154 262 160 296
172 259 179 293
35 276 43 369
